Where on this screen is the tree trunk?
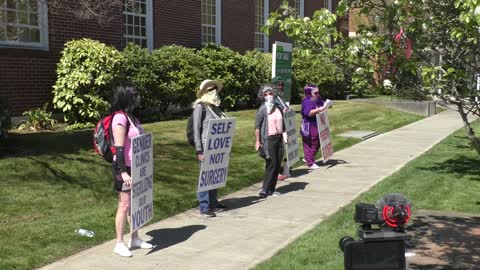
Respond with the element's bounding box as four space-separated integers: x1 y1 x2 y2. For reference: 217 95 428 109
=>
457 103 480 155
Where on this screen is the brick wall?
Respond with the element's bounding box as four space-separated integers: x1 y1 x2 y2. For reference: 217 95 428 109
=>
0 1 123 116
153 0 201 49
0 0 339 116
222 0 255 53
267 0 291 51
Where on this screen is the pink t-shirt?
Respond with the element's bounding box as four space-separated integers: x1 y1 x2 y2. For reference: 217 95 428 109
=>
112 113 143 166
267 108 283 136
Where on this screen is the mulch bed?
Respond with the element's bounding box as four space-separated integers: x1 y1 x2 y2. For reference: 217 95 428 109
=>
406 209 480 270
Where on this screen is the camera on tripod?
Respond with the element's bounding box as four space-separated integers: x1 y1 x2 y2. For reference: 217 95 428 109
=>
339 193 412 270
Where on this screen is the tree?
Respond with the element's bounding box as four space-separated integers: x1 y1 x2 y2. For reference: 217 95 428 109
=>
350 0 480 153
267 0 480 154
264 0 377 97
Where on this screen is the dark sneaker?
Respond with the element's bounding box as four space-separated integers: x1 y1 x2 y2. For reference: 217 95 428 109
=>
259 192 268 198
201 210 216 218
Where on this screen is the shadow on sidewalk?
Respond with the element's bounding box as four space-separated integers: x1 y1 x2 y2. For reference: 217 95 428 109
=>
145 225 207 255
219 196 263 212
218 182 309 212
276 181 308 194
318 159 348 169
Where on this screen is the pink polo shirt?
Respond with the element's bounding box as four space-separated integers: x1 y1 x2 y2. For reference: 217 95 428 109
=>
267 108 283 136
112 113 143 166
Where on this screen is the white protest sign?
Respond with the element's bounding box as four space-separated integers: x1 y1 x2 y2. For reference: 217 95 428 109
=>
198 118 236 193
130 132 154 233
316 110 334 163
283 109 299 167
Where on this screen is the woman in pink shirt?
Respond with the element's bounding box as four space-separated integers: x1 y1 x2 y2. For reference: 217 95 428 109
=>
110 85 152 257
254 84 286 198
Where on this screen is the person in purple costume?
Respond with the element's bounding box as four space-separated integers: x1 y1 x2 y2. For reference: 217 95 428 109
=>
300 84 327 169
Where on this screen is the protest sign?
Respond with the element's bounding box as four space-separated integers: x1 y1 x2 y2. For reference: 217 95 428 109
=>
316 110 334 163
198 118 236 193
272 41 293 103
283 109 299 167
130 132 154 232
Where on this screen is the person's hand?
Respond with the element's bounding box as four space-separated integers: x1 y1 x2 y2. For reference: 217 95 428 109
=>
197 154 204 161
121 172 132 187
255 141 262 151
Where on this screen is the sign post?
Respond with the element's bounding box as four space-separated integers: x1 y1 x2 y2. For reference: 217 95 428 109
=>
316 110 334 163
272 41 293 103
130 132 154 233
283 109 299 167
198 118 236 193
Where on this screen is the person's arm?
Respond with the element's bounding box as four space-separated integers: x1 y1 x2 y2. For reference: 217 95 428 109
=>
255 128 261 150
255 107 264 150
308 106 325 117
192 104 204 161
112 117 132 186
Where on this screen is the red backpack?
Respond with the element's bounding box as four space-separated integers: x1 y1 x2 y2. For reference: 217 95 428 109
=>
93 111 129 162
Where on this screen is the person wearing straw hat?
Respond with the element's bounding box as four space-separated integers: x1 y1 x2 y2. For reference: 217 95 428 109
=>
192 79 228 217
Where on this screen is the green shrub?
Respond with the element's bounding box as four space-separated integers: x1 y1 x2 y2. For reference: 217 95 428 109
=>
242 50 272 106
64 122 95 131
292 49 348 101
150 45 206 117
18 103 56 131
197 44 254 109
122 44 206 121
0 97 11 141
53 38 123 124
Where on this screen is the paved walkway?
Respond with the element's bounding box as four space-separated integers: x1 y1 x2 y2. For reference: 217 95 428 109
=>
40 110 468 270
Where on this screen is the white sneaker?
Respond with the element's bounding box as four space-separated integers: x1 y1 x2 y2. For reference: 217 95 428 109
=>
309 164 320 169
128 238 153 249
114 242 132 257
302 158 307 163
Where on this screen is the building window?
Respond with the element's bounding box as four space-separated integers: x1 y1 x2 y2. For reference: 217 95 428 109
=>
294 0 304 17
0 0 48 49
324 0 332 11
201 0 221 44
255 0 268 52
124 0 152 50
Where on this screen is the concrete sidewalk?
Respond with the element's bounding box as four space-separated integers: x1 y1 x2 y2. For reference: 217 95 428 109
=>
40 110 468 270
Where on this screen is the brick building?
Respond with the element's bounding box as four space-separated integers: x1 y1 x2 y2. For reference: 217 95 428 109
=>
0 0 344 116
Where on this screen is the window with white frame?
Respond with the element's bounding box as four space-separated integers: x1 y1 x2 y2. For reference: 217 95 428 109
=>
201 0 221 44
0 0 48 49
124 0 152 49
255 0 268 52
324 0 332 11
294 0 304 17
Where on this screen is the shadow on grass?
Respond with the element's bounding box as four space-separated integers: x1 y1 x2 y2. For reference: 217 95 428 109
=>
418 155 480 181
0 130 93 158
406 212 480 270
145 225 207 254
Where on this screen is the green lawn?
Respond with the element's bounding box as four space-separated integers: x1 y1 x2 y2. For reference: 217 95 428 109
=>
255 121 480 270
0 102 422 270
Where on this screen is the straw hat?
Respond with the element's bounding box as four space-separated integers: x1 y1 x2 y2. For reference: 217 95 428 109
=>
197 79 224 98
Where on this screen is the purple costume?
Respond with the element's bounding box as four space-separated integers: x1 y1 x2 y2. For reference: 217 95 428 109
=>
301 85 324 167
